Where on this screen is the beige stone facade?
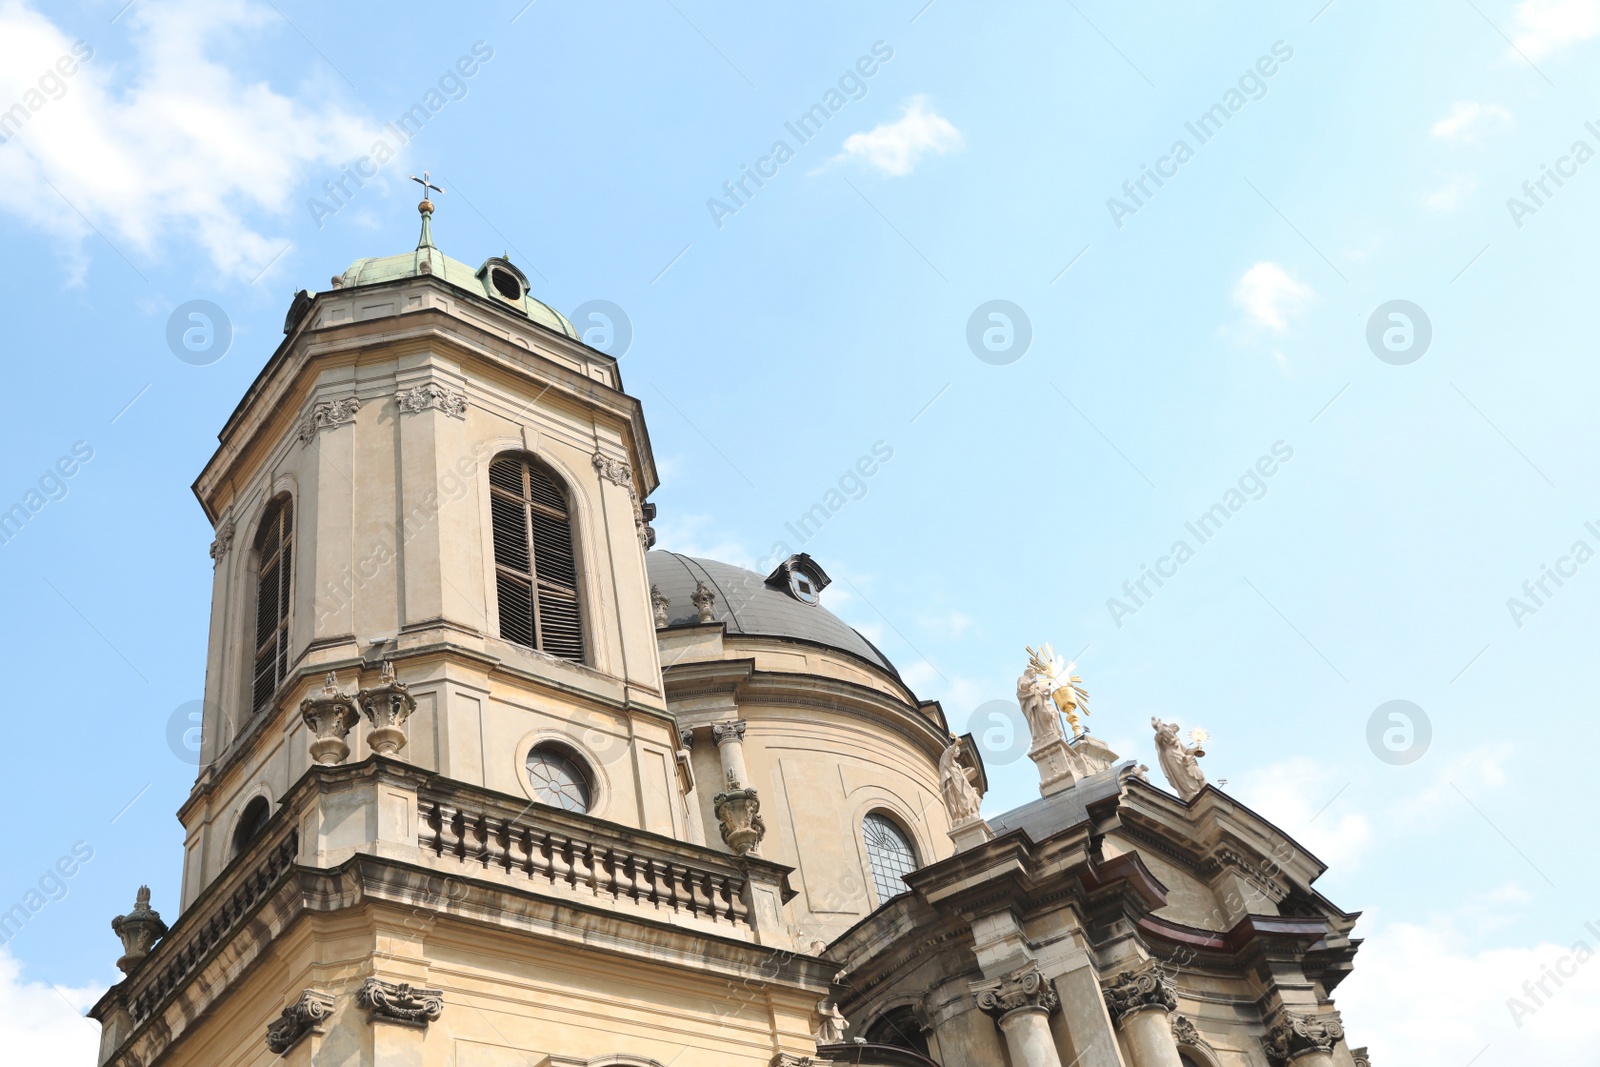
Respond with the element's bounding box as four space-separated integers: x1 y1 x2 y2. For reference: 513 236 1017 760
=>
91 216 1369 1067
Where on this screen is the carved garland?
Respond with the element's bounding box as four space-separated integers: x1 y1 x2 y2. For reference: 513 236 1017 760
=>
356 977 444 1027
208 519 235 565
297 396 361 444
265 988 336 1054
395 382 468 419
591 450 653 548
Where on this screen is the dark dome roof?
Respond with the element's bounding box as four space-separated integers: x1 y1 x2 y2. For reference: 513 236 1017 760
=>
646 551 896 675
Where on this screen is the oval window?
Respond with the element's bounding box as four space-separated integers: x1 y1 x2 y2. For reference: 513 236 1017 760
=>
490 267 522 301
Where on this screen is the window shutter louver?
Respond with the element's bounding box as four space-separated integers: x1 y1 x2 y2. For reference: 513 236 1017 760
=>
252 499 293 712
489 454 584 663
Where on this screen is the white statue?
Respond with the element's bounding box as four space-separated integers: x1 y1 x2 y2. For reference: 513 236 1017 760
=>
1151 718 1207 801
815 999 849 1045
939 738 984 823
1017 665 1064 746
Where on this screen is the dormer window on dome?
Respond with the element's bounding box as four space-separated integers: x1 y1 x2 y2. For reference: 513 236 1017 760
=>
478 257 528 304
765 553 830 606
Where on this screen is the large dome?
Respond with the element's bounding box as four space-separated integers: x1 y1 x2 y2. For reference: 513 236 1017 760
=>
646 551 897 675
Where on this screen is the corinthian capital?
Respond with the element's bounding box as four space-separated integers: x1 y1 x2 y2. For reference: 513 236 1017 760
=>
711 720 747 745
973 964 1059 1021
1101 959 1177 1022
1264 1010 1344 1065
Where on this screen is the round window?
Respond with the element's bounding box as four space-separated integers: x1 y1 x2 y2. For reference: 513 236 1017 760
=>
525 746 592 813
788 568 820 605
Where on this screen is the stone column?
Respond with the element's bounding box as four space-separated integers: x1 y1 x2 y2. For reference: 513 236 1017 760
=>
711 719 750 786
1102 960 1182 1067
974 965 1065 1067
1264 1010 1344 1067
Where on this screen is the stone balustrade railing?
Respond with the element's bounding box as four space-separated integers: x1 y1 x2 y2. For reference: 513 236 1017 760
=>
418 785 754 930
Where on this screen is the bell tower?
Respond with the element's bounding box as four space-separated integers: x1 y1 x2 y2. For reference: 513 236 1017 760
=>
174 193 684 908
89 195 833 1067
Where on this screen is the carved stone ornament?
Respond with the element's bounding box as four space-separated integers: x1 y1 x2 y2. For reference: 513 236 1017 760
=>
357 977 444 1027
651 584 670 628
297 395 361 444
711 720 747 746
770 1057 817 1067
356 659 417 756
1171 1015 1214 1056
110 885 168 974
395 382 468 419
300 671 360 765
1264 1010 1345 1065
973 964 1060 1021
265 988 337 1054
713 786 765 855
591 450 654 548
208 518 235 564
1102 959 1178 1023
814 998 850 1044
1350 1047 1371 1067
692 580 717 623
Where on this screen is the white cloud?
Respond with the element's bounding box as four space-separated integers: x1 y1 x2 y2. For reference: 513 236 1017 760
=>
1339 902 1600 1065
1231 262 1313 334
1394 743 1511 825
829 95 962 177
0 950 104 1065
1510 0 1600 60
1424 173 1480 213
1230 758 1372 868
1431 101 1514 143
0 0 387 281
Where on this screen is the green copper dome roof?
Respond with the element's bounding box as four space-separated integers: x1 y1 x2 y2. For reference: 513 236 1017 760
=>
335 200 578 341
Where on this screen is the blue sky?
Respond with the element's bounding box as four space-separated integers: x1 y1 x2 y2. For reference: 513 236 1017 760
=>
2 0 1598 1061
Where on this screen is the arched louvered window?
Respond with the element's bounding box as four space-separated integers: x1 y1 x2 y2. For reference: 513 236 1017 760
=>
489 454 584 661
863 812 918 907
252 497 293 711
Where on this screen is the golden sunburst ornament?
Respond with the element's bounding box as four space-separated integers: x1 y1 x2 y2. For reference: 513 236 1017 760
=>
1025 643 1091 737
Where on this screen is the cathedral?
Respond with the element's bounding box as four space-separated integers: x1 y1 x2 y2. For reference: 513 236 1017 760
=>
88 195 1369 1067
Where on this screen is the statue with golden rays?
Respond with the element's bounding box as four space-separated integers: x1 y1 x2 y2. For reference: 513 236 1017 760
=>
1022 644 1091 741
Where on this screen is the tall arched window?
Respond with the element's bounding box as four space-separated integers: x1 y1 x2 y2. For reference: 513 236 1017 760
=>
862 812 918 907
489 454 583 661
252 497 293 711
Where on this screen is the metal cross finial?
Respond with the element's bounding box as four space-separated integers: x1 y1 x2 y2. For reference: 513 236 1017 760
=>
409 171 444 200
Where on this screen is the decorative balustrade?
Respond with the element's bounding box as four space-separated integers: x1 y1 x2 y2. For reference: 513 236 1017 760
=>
127 828 299 1026
418 791 752 929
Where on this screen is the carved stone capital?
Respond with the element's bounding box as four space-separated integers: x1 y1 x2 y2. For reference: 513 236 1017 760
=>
1350 1047 1371 1067
678 726 695 749
713 786 765 855
770 1057 816 1067
356 977 443 1027
1102 959 1177 1023
208 519 235 565
973 964 1059 1021
300 671 359 765
265 988 336 1054
1264 1010 1344 1065
355 659 417 756
711 720 747 746
395 382 467 419
297 396 361 444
